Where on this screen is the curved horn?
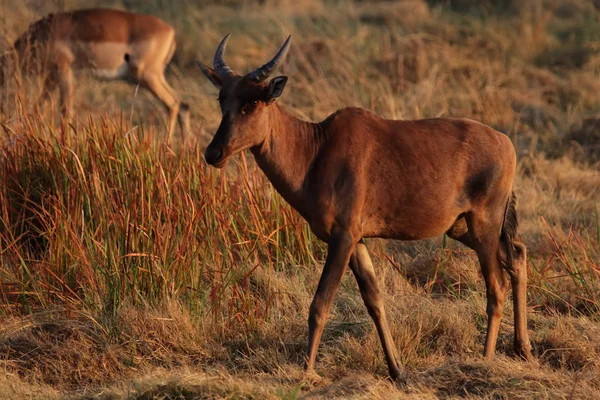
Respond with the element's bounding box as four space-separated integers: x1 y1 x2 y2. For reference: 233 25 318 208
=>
247 35 292 82
213 33 235 79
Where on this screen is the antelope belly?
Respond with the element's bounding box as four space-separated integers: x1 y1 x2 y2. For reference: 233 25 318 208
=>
68 41 132 79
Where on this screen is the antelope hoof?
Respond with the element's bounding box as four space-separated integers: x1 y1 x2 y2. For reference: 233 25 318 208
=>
389 367 407 384
515 341 534 361
302 368 323 383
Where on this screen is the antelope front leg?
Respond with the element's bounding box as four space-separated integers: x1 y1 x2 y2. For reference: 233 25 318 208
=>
305 231 356 375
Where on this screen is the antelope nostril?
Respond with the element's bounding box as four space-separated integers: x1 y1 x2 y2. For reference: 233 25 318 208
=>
205 146 223 164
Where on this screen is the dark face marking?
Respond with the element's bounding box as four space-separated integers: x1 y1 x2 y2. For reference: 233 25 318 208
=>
204 78 273 168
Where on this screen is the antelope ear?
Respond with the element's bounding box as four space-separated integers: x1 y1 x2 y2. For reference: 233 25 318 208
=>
267 76 288 103
196 60 222 89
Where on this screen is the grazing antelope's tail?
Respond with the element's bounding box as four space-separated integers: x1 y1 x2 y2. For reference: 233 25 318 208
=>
499 192 518 271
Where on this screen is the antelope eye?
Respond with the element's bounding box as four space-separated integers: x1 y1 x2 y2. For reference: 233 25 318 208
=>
242 100 259 114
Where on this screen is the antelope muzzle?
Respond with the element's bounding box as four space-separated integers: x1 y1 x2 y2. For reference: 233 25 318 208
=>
204 143 225 167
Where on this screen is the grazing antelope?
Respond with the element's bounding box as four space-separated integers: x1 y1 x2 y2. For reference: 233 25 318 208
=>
0 8 189 140
197 35 533 381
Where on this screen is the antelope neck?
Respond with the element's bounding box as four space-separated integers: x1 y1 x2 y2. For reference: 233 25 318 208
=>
250 104 327 216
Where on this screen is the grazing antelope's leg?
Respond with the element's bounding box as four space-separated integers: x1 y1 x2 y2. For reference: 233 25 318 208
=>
306 231 356 374
35 66 69 115
140 71 182 142
34 72 59 113
57 63 74 117
349 240 404 381
505 241 533 360
177 102 191 140
160 74 190 139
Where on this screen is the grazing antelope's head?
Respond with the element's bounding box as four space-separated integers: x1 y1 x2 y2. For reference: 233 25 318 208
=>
197 34 291 168
0 50 14 86
0 54 6 86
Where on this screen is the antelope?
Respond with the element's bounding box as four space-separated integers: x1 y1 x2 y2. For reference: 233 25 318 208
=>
197 35 533 381
0 8 189 140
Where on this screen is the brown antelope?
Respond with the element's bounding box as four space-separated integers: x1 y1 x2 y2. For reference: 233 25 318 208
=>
197 35 533 381
0 8 189 140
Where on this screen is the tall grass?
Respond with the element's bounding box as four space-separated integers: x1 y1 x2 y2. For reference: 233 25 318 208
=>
528 216 600 316
0 108 325 334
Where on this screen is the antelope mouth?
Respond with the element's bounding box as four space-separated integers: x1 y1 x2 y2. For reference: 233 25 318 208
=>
212 155 230 169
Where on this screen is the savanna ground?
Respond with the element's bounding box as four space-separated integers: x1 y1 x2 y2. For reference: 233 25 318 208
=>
0 0 599 398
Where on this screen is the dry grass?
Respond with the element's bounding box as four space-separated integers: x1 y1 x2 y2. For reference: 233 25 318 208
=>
1 0 599 398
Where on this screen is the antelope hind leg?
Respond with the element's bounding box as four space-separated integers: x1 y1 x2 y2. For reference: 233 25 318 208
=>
349 241 405 382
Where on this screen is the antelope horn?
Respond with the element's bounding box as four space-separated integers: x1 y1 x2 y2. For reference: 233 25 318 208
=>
213 33 235 79
247 35 292 82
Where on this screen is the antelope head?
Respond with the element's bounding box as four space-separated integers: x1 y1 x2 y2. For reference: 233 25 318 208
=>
197 34 291 168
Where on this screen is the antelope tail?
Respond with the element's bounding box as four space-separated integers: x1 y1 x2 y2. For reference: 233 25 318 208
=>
499 192 518 272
